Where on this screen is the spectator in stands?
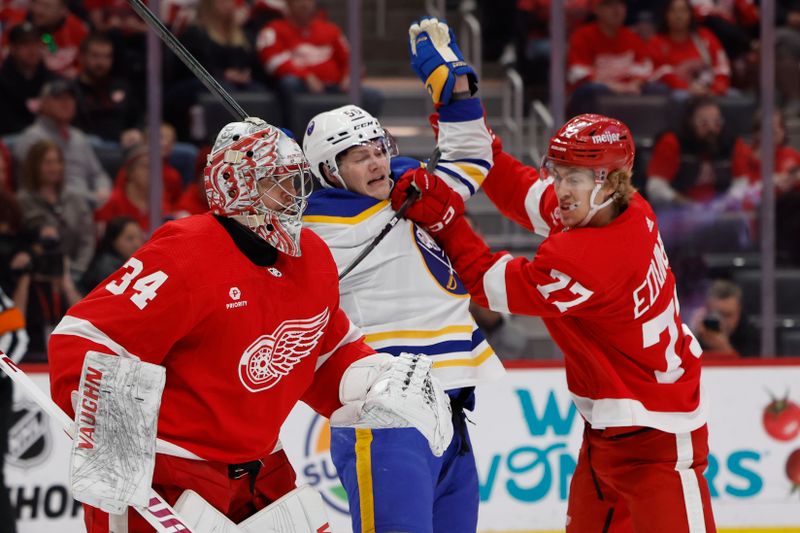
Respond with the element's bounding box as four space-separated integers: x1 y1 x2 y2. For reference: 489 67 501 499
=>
16 139 95 278
4 0 89 78
566 0 661 115
649 0 731 98
0 143 16 193
691 279 759 357
83 0 149 36
646 95 748 206
13 79 112 207
7 222 82 361
691 0 758 69
79 216 143 294
733 110 800 265
0 22 57 137
96 144 174 233
511 0 592 87
175 145 210 215
777 1 800 116
734 110 800 197
74 33 143 147
0 152 24 296
0 284 26 533
257 0 383 123
166 0 264 142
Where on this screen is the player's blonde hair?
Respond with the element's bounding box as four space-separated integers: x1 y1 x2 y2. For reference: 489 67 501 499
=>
603 169 636 210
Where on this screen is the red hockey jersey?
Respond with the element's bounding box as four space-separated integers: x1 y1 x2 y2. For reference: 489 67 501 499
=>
566 22 653 90
649 28 730 95
256 17 349 85
49 214 373 463
454 152 707 433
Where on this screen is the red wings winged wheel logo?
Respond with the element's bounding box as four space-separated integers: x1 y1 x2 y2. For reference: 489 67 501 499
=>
238 308 330 392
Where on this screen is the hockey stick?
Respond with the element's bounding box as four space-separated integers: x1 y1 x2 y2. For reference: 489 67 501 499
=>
0 351 194 533
338 183 420 280
127 0 247 121
126 0 427 280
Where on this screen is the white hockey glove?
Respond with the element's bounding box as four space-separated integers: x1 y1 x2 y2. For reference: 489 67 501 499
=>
70 351 165 514
331 352 454 457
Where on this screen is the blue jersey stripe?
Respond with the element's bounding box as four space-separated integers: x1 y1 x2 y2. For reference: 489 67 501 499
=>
438 98 484 122
438 158 491 171
437 166 476 196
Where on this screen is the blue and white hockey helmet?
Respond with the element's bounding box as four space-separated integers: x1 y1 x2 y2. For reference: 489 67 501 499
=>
302 105 398 189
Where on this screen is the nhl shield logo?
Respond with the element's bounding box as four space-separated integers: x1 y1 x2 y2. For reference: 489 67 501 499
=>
238 308 330 392
7 398 51 469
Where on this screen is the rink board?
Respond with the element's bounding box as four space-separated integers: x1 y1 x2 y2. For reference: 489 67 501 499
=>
6 361 800 533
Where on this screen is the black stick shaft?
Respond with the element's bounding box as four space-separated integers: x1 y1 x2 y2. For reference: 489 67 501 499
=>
338 186 421 280
127 0 248 121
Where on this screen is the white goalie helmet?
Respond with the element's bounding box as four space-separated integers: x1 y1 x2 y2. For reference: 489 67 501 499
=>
302 105 398 189
205 118 312 256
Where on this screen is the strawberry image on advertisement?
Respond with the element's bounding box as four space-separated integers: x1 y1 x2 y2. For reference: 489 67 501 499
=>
762 392 800 442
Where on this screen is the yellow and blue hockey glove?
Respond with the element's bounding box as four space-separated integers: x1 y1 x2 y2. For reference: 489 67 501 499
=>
408 17 478 106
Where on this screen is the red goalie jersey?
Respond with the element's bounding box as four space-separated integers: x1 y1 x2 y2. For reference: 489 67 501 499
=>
462 152 707 433
49 214 373 463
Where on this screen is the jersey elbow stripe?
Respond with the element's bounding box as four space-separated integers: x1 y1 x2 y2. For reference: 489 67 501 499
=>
452 162 487 186
438 157 491 171
524 178 552 237
437 166 476 196
51 315 138 359
483 256 513 313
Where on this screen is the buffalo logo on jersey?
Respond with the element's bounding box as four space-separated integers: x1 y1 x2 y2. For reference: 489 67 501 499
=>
412 226 467 296
238 308 330 392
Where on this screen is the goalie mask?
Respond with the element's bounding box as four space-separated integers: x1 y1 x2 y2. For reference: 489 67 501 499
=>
205 118 311 256
303 105 398 190
541 113 635 227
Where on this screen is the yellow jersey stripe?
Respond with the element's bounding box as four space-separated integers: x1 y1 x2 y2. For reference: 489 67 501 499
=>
364 325 474 343
433 345 495 369
303 201 389 225
453 162 487 186
355 428 375 533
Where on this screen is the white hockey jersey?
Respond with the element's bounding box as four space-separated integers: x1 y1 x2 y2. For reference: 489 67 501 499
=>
304 98 505 390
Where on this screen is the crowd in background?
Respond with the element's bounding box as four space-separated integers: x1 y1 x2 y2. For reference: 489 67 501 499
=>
0 0 798 365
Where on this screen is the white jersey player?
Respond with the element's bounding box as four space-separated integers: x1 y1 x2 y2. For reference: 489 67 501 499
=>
301 16 505 533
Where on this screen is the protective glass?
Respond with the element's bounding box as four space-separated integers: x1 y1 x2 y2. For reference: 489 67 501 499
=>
339 132 399 167
541 157 597 191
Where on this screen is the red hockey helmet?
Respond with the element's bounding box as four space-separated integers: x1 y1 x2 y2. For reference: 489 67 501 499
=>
205 118 311 257
544 114 635 182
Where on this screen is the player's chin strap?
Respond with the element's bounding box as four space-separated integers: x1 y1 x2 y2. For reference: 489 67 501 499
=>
577 183 615 227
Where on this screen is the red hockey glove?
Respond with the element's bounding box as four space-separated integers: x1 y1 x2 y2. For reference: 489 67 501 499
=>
391 167 464 233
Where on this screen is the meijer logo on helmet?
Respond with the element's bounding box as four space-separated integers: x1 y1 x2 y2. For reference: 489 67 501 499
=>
591 132 621 144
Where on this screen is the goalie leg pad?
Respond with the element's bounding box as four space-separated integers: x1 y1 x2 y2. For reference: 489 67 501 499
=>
71 351 166 513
